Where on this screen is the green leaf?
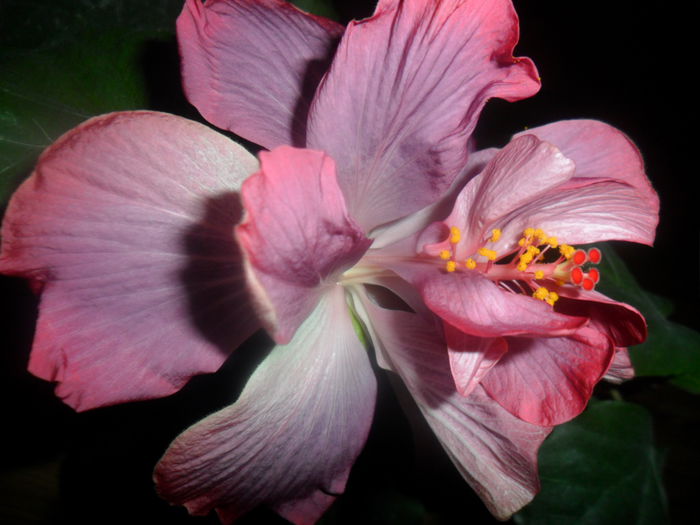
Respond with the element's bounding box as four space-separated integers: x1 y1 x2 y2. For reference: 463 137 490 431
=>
289 0 340 20
515 400 668 525
0 0 184 202
594 245 700 394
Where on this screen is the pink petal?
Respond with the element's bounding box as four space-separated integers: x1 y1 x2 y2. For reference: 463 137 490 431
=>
235 146 371 344
515 119 659 207
481 328 615 426
154 286 376 525
554 289 647 347
408 265 586 338
604 348 635 384
0 111 260 411
441 134 575 257
370 146 498 251
307 0 540 231
426 131 657 257
444 323 508 397
177 0 343 149
359 296 550 519
496 178 659 247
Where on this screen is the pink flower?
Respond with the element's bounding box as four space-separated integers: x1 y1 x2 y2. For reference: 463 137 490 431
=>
387 121 659 426
0 1 659 524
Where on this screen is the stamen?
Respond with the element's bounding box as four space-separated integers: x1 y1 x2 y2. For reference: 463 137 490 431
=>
533 287 550 301
546 291 559 306
431 224 604 308
534 229 547 244
559 244 575 259
450 226 461 244
478 247 498 261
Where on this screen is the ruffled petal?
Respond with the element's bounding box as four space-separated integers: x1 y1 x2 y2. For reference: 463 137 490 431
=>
358 296 550 519
236 146 371 344
515 119 659 207
154 286 376 525
444 323 507 397
481 328 615 426
425 131 656 257
177 0 343 149
554 288 647 347
0 111 259 411
307 0 540 231
434 134 575 258
604 348 635 384
495 179 659 247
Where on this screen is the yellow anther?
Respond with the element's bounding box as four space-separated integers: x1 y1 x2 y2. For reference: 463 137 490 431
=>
533 287 550 300
465 258 477 270
547 237 558 248
450 226 461 244
440 250 451 260
517 261 528 272
546 291 559 306
518 237 527 247
520 253 533 264
534 228 546 240
524 228 535 238
535 270 545 279
478 247 498 261
559 244 575 259
446 260 457 272
490 228 502 242
526 245 540 255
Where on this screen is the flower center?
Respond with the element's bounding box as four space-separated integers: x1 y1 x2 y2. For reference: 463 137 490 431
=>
436 226 602 306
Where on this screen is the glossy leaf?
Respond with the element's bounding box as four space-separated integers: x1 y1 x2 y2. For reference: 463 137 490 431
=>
290 0 340 20
515 400 668 525
0 0 183 201
595 245 700 393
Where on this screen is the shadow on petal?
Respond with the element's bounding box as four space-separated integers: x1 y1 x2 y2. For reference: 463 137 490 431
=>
181 191 259 357
291 52 340 147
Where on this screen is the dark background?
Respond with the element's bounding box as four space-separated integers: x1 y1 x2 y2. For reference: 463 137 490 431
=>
1 1 697 524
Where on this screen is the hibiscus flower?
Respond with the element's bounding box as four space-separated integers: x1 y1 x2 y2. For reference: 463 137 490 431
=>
0 1 658 524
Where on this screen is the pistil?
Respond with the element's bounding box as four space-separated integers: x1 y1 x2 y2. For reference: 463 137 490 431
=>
433 226 604 307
